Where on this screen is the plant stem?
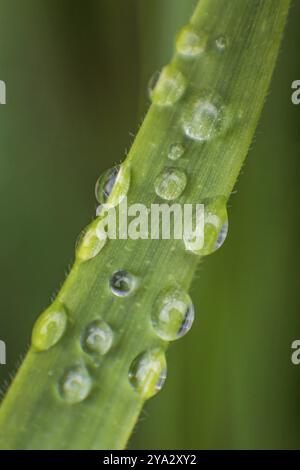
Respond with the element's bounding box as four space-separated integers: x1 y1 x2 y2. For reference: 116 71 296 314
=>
0 0 290 450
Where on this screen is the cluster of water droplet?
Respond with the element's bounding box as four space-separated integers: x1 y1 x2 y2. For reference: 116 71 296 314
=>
32 304 116 403
30 23 231 405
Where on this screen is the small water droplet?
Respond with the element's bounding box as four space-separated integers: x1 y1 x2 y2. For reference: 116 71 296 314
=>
129 349 167 399
58 364 92 404
76 221 106 261
31 302 67 351
215 35 228 51
176 25 207 57
95 164 130 207
110 270 136 297
182 92 226 142
154 167 187 201
184 196 228 255
81 320 114 356
151 286 194 341
168 143 185 161
149 65 186 106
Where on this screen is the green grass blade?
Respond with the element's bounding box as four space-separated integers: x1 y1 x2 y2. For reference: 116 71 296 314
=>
0 0 290 450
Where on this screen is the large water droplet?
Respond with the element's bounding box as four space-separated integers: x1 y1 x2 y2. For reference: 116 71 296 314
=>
110 270 136 297
184 196 228 255
76 220 107 261
168 143 185 161
129 349 167 400
81 320 114 356
182 92 225 142
31 302 67 351
58 364 92 404
151 286 194 341
154 167 187 201
149 65 186 106
176 25 207 57
95 164 130 207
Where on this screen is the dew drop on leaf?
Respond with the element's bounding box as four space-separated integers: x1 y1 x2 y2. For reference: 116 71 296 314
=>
182 92 226 142
75 221 107 262
31 302 67 351
58 364 92 404
149 64 186 106
151 285 195 341
154 167 187 201
168 143 185 161
110 270 136 297
81 320 114 356
129 349 167 400
95 164 130 207
184 195 228 255
176 25 207 57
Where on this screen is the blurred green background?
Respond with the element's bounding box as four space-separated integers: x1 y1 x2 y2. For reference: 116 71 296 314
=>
0 0 299 449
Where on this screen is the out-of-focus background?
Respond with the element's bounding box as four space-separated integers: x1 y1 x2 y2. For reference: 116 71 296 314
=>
0 0 299 449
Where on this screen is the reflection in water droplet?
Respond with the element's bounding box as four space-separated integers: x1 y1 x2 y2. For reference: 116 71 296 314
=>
31 303 67 351
154 167 187 201
81 320 114 356
110 270 136 297
215 221 228 250
95 164 130 207
76 221 107 261
58 364 92 404
152 286 195 341
182 93 226 142
129 349 167 400
184 196 228 255
176 25 207 57
149 65 186 106
168 143 185 161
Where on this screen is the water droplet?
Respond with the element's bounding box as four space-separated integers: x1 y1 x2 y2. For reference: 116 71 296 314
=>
110 270 136 297
58 364 92 404
154 167 187 201
182 92 225 142
81 320 114 356
76 221 106 261
149 65 186 106
215 35 228 51
168 143 185 161
31 302 67 351
184 196 228 255
95 164 130 207
151 286 194 341
129 349 167 399
176 25 207 57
